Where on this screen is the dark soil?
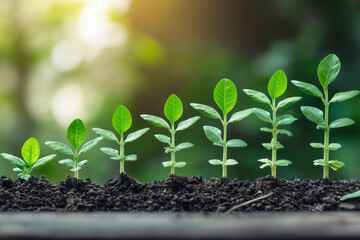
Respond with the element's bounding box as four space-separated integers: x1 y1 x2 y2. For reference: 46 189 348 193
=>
0 174 360 212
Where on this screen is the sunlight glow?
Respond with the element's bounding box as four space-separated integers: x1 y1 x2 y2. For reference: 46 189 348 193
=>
51 41 83 72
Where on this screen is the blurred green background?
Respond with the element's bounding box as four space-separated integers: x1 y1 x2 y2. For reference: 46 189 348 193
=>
0 0 359 183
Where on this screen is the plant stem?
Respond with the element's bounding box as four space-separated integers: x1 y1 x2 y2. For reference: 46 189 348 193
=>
170 123 176 175
120 133 125 174
323 89 330 179
271 100 277 178
74 151 79 179
222 114 228 178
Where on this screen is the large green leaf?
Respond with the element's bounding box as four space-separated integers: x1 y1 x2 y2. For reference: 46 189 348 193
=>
176 116 200 132
228 109 253 124
268 70 287 99
112 105 132 135
291 80 323 99
317 54 341 88
124 128 150 143
1 153 26 169
253 108 272 123
277 114 297 125
100 147 119 158
21 137 40 167
32 154 56 169
78 137 102 155
92 128 119 142
164 94 183 124
141 114 170 129
276 97 302 109
213 78 237 114
45 141 74 155
190 103 222 120
243 89 271 105
329 118 354 128
203 126 222 143
300 106 324 125
67 119 86 150
59 159 75 169
330 90 360 103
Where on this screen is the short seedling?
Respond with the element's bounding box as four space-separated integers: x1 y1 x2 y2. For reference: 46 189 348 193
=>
46 119 102 179
244 70 301 178
93 105 149 174
292 53 360 179
141 94 200 174
1 137 56 180
191 79 252 178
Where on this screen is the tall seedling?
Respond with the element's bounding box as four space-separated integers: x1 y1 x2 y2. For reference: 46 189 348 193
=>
93 105 149 174
141 94 200 174
292 54 360 179
191 79 252 178
244 70 301 178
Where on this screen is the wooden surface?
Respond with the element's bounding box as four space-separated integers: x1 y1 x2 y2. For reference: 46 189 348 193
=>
0 212 360 239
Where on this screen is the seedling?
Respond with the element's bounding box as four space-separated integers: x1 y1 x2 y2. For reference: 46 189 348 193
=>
93 105 149 174
141 94 200 174
244 70 301 178
191 79 252 178
292 53 360 179
1 137 56 180
340 191 360 201
46 119 102 179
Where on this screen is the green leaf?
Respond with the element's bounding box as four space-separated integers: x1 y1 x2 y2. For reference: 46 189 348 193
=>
310 143 324 148
329 160 345 171
112 105 132 135
32 154 56 169
341 190 360 201
141 114 170 129
1 153 25 169
224 159 238 166
67 119 86 150
277 114 297 125
154 134 171 144
21 137 40 167
164 147 180 153
328 143 342 151
190 103 222 120
176 116 200 132
125 155 137 161
275 160 292 166
78 160 88 168
291 80 323 99
213 141 226 147
164 94 183 124
213 78 237 114
262 143 273 150
203 126 222 143
313 159 327 166
277 129 292 137
260 127 273 133
176 142 194 150
277 97 302 109
45 141 74 156
318 53 341 88
316 124 328 130
100 147 119 158
258 158 272 169
330 90 360 103
226 139 247 148
18 173 30 180
124 128 150 143
228 109 253 124
243 89 271 105
59 159 75 169
253 108 272 123
208 159 223 165
301 106 324 125
174 162 186 168
329 118 354 128
92 128 119 143
268 70 287 99
13 168 22 174
162 161 172 167
78 137 102 155
70 167 82 172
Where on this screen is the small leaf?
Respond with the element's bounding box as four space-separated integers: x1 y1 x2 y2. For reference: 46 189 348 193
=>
329 118 354 128
112 105 132 135
21 137 40 167
213 78 237 114
301 106 324 125
277 114 297 125
162 161 172 167
190 103 222 120
316 124 328 130
276 141 284 150
340 190 360 201
165 147 180 153
268 70 287 99
260 163 272 169
260 127 273 133
275 160 292 166
18 173 30 180
13 168 22 174
208 159 223 165
100 147 119 158
258 159 272 169
243 89 271 105
262 143 273 150
125 128 150 143
318 53 341 88
78 137 102 155
228 109 253 124
253 108 272 123
330 90 360 103
277 129 292 137
164 94 183 124
224 159 238 166
59 159 75 169
70 167 82 172
32 154 56 169
78 160 88 168
203 126 222 143
310 143 324 148
213 141 226 147
291 80 323 99
125 154 137 161
154 134 171 144
176 116 200 132
329 160 345 171
277 97 302 109
141 114 170 129
67 119 86 150
328 143 342 151
1 153 25 169
226 139 247 148
313 159 327 166
92 128 119 142
176 142 194 150
45 141 74 156
175 162 186 168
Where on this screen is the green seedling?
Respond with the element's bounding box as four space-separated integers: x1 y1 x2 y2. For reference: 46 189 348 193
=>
141 94 200 175
191 79 252 178
340 190 360 201
244 70 301 178
46 119 102 179
1 137 56 180
292 53 360 179
93 105 149 174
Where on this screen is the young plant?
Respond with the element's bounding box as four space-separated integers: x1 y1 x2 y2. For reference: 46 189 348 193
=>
191 78 252 178
93 105 149 174
244 70 301 178
292 53 360 179
1 137 56 180
141 94 200 175
46 119 102 179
